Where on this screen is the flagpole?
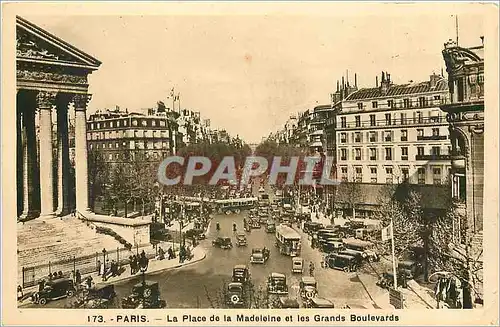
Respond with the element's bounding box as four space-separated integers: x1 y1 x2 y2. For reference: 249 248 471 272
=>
390 218 398 289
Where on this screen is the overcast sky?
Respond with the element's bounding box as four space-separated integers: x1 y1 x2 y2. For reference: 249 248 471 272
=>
23 4 486 143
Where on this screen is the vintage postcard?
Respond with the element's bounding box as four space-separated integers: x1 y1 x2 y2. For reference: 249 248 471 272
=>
1 1 499 326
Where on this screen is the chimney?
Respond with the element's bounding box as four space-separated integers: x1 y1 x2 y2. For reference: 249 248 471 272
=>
480 36 484 45
380 71 390 95
430 73 440 89
354 73 357 88
376 76 378 87
337 80 339 92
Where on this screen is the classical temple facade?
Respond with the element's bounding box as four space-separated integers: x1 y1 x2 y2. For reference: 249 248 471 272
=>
441 38 484 305
16 16 101 219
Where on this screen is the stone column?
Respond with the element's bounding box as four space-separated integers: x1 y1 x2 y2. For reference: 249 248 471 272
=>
37 91 57 218
20 101 39 219
73 94 91 214
56 96 71 216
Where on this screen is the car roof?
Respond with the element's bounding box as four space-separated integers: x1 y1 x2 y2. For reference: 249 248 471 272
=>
47 278 72 285
301 276 316 283
292 257 303 262
271 272 286 278
335 254 356 260
134 281 157 287
311 297 334 306
234 264 247 270
399 260 416 266
236 232 246 236
228 282 243 288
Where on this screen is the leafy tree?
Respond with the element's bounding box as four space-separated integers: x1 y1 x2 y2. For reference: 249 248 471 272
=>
88 147 110 212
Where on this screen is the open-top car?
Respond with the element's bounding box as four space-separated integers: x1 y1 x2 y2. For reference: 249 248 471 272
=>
212 237 233 249
31 278 76 305
121 281 166 309
232 265 250 284
299 276 318 301
250 247 270 264
235 232 247 247
305 297 335 308
225 282 246 307
267 272 288 295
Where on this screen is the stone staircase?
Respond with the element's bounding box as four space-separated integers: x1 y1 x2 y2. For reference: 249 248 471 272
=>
17 216 121 268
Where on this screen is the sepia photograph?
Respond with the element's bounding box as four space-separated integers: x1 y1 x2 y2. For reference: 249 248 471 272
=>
2 1 498 326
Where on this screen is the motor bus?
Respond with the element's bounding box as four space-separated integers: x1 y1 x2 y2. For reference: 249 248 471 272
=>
214 197 258 215
275 224 301 257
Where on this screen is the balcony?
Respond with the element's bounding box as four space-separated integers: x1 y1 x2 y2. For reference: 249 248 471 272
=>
385 156 392 161
370 156 377 161
401 156 408 161
337 115 447 130
401 137 408 141
415 154 451 161
417 135 448 141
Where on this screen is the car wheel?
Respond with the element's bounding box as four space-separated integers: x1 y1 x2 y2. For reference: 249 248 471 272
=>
67 290 75 297
343 267 350 273
39 297 47 305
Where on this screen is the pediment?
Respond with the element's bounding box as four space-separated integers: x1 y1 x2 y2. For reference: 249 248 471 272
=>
16 16 101 70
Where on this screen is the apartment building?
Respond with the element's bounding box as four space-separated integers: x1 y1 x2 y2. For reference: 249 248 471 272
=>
336 72 452 185
308 104 334 153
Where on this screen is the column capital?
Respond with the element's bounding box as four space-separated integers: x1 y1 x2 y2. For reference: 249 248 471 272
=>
36 91 57 110
73 93 92 110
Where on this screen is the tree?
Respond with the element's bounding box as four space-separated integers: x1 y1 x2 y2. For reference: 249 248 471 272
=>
334 177 363 220
88 147 109 212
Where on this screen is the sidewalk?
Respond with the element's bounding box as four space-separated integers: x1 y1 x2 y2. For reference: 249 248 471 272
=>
18 243 206 305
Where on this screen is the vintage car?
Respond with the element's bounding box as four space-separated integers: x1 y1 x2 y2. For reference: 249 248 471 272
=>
184 228 206 240
250 247 270 264
267 273 288 295
266 220 276 233
327 254 358 273
72 284 116 309
303 222 324 235
249 217 261 229
305 297 335 308
278 297 300 308
212 237 233 249
31 278 76 305
225 282 246 307
235 232 248 247
321 240 344 253
121 281 166 309
292 257 304 274
343 238 379 262
232 265 251 284
398 260 423 279
339 249 364 264
299 276 318 301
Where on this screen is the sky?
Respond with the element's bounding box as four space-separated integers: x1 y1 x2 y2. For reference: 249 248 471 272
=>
23 4 486 143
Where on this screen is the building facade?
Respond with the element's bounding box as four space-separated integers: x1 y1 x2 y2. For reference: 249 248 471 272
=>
336 72 451 185
87 105 178 163
441 38 484 305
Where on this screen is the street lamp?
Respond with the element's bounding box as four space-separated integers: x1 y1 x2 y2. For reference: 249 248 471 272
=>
102 248 107 272
138 254 149 308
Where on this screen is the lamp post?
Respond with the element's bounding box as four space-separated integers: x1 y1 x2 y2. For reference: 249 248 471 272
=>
138 254 149 308
102 248 107 272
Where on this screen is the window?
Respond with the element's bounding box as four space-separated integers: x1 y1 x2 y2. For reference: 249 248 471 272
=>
369 131 377 142
357 103 363 110
417 129 424 138
403 98 410 108
340 117 347 128
384 131 392 142
90 123 95 130
97 123 101 129
355 148 362 160
124 120 128 126
132 120 138 126
355 116 361 127
160 120 166 127
385 113 392 126
418 96 426 107
372 101 378 109
417 168 426 184
434 95 441 100
340 132 347 143
108 154 113 160
401 130 408 141
416 111 423 123
431 146 441 156
385 147 393 160
400 113 407 125
385 167 393 183
354 132 361 143
387 100 394 108
417 146 424 156
432 128 440 136
370 114 376 126
370 148 377 160
401 167 409 181
355 167 362 182
401 147 408 160
115 142 119 148
341 149 347 161
433 167 442 184
152 120 157 127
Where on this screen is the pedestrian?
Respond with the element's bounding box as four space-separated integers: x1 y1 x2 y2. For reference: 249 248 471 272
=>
38 279 45 292
99 260 105 276
75 270 82 286
96 260 101 276
17 285 23 301
70 270 75 283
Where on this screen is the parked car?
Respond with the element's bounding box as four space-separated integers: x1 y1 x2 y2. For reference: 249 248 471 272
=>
321 240 344 253
121 281 166 309
299 276 318 301
326 254 358 272
73 284 116 309
303 222 324 234
232 265 251 284
305 297 335 308
398 260 423 279
250 247 270 264
235 232 248 247
343 238 379 262
31 278 76 305
267 273 288 295
292 257 304 274
212 237 233 249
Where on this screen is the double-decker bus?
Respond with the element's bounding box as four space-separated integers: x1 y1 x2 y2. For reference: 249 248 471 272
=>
275 224 301 257
214 197 258 215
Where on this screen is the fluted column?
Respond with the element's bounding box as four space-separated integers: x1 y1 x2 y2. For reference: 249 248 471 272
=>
37 91 57 218
73 94 91 214
20 101 39 219
56 96 71 216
